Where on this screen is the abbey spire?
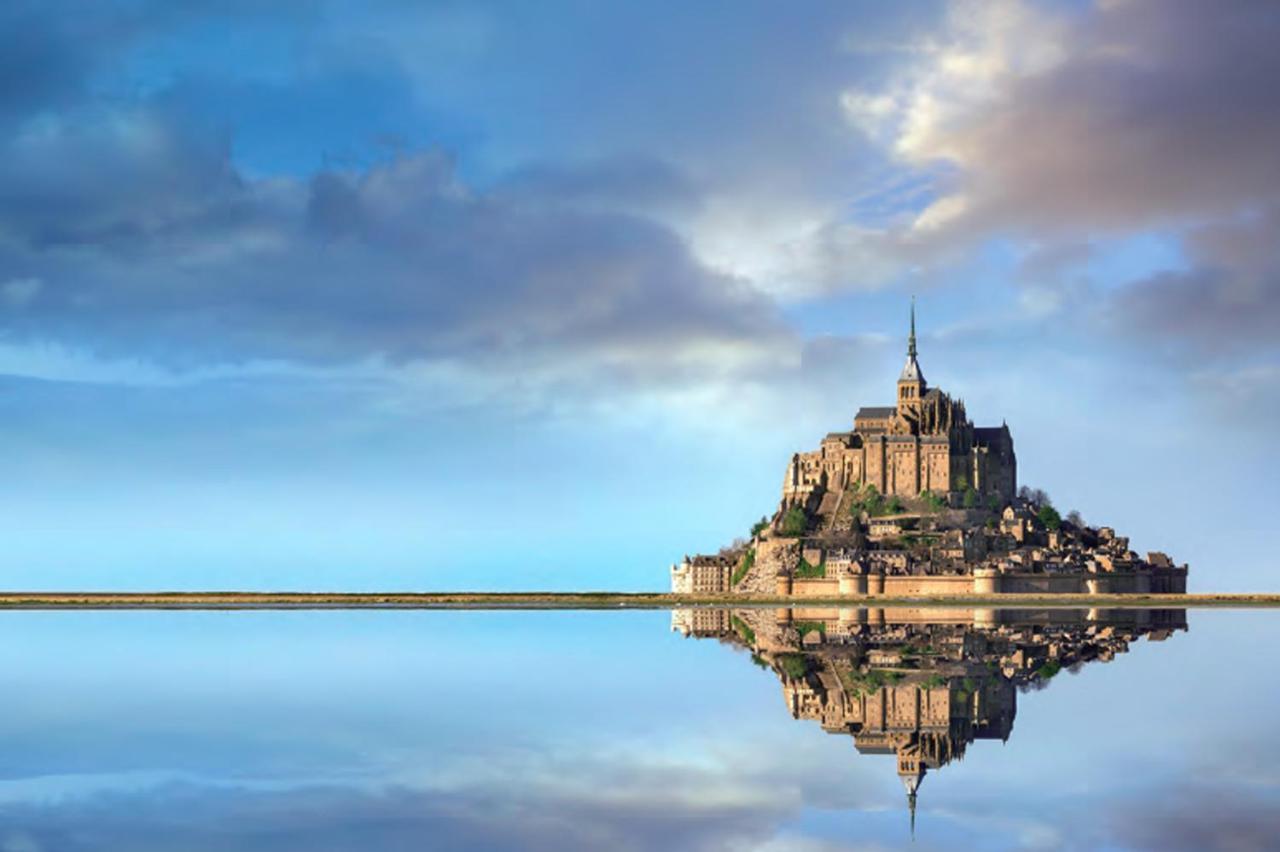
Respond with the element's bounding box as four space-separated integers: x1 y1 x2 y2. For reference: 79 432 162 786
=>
908 296 918 359
897 297 926 415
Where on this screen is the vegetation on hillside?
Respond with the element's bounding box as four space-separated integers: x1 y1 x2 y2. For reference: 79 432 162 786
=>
731 548 756 586
793 620 825 640
795 556 826 578
779 506 808 537
1038 505 1062 531
838 667 906 696
920 490 948 513
777 653 809 679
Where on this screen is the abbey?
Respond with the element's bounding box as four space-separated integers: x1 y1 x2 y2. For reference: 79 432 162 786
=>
670 299 1188 599
782 303 1016 510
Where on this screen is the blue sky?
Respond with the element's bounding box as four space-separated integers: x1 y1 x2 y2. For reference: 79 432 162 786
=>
1 0 1277 591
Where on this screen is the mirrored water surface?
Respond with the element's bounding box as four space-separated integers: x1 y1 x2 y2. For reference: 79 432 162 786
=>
0 607 1276 851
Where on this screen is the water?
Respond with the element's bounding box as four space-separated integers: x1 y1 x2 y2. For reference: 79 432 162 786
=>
0 607 1275 851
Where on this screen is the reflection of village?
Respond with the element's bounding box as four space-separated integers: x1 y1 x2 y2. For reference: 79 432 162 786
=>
673 606 1186 832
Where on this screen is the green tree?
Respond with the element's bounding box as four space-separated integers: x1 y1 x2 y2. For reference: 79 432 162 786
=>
921 491 947 512
777 654 809 679
1038 505 1062 531
955 474 969 491
963 487 978 508
750 516 769 537
795 556 826 578
780 506 808 537
885 496 904 514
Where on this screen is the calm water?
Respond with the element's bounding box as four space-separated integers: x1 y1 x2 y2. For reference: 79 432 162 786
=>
0 607 1276 851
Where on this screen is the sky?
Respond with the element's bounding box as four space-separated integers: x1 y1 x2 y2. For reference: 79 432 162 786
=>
1 0 1277 591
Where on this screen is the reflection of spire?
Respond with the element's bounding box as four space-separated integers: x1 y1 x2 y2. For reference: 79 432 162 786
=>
901 766 924 842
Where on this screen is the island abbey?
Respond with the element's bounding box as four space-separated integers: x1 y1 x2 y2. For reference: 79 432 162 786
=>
672 302 1188 598
783 302 1016 510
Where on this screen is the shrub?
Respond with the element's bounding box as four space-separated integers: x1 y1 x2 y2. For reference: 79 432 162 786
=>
780 506 808 537
794 620 825 639
731 548 756 586
777 653 809 679
921 491 947 512
885 496 904 514
731 615 756 646
1035 660 1062 679
750 516 769 537
963 487 978 508
921 674 947 689
955 474 969 491
1038 505 1062 531
795 557 826 578
987 493 1002 511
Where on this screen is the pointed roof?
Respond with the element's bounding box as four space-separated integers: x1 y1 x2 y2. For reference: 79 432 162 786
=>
902 771 924 841
899 297 925 384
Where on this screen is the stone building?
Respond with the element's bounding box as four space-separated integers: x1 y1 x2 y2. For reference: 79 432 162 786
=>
670 554 735 594
782 302 1016 506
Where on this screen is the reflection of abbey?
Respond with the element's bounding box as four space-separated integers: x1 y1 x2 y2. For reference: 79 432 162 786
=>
672 303 1188 598
783 302 1015 507
673 606 1186 835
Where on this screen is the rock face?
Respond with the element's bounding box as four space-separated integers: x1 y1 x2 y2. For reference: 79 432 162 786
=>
669 303 1188 597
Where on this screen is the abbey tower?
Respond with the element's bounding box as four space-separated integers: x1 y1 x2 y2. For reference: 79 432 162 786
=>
782 302 1016 508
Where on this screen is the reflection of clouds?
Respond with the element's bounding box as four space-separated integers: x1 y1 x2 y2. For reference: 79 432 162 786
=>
0 747 893 852
1102 781 1280 852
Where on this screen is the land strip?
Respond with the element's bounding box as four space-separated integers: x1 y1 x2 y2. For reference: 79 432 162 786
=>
0 592 1277 609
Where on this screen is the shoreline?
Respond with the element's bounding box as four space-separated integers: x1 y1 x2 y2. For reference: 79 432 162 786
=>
0 591 1275 609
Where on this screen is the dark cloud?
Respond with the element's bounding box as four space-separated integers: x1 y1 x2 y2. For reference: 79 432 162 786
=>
1111 208 1280 350
931 0 1280 234
0 119 787 380
0 772 795 852
0 1 814 386
494 156 703 220
1100 780 1280 852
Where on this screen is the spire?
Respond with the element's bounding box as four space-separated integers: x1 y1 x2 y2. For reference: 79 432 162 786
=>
908 296 917 359
898 297 925 386
900 763 925 842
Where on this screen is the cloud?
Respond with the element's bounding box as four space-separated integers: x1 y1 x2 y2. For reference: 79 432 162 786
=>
0 747 889 852
1111 207 1280 351
850 0 1280 238
1099 780 1280 852
0 105 791 391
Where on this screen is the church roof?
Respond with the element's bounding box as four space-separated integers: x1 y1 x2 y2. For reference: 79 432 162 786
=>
974 426 1009 447
856 406 896 420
